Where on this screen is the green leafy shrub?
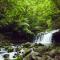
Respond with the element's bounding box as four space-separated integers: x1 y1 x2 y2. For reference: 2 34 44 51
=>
0 0 58 34
33 43 44 48
15 56 23 60
8 47 13 52
23 42 31 48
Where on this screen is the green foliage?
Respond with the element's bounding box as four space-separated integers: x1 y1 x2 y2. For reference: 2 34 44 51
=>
52 0 60 29
23 43 31 48
53 0 60 9
33 43 44 48
8 47 13 52
15 56 23 60
0 0 60 40
0 0 57 31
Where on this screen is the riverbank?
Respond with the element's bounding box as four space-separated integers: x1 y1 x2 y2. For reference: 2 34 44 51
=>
0 42 60 60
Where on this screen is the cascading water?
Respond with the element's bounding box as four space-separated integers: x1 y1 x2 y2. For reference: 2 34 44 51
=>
0 47 17 60
34 29 59 45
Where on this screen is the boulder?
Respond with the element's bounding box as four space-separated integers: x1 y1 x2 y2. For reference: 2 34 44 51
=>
52 30 60 45
29 51 41 60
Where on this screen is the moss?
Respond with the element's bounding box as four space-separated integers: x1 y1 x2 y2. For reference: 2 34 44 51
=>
15 56 23 60
8 47 13 52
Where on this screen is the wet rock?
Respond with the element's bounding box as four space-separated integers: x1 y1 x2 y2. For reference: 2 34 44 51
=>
55 56 60 60
49 49 57 58
29 51 41 60
22 42 31 48
3 54 9 58
55 53 60 60
52 30 60 45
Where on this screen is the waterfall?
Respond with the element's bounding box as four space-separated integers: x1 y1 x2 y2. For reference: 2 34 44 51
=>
0 55 4 60
34 29 59 45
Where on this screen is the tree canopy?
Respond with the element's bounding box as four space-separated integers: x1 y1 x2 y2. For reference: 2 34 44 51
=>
0 0 60 42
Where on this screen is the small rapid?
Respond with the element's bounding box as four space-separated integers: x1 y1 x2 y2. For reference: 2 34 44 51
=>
34 29 59 45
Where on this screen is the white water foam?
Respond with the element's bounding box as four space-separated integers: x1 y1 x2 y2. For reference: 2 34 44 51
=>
34 29 59 45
